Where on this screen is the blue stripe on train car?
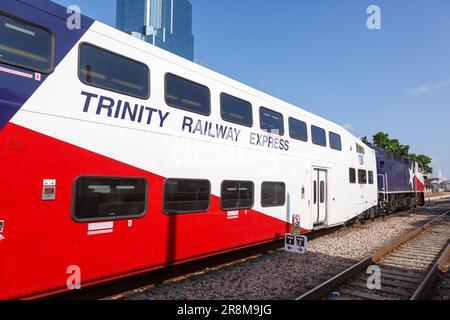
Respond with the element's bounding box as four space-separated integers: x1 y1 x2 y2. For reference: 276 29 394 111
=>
0 0 94 130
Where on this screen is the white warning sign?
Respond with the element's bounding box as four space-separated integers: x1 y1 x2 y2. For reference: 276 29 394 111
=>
285 233 308 254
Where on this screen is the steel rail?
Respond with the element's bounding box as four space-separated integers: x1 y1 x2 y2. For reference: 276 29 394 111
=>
410 243 449 300
297 210 449 300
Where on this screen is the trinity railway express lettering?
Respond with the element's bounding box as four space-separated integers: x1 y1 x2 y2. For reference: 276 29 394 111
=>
80 91 289 151
81 91 170 127
182 116 241 142
250 132 290 151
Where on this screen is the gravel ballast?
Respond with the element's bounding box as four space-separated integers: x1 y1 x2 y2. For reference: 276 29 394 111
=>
122 211 441 300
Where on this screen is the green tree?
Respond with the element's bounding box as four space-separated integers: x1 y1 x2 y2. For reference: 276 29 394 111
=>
361 136 370 145
370 131 433 174
372 132 391 149
416 154 433 174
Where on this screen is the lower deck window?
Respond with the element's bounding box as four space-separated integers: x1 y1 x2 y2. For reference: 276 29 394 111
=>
221 180 254 210
73 177 147 221
368 171 374 184
349 168 356 183
358 170 367 184
164 179 210 214
261 182 286 207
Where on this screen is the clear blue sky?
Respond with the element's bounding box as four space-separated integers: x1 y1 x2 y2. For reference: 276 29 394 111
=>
54 0 450 178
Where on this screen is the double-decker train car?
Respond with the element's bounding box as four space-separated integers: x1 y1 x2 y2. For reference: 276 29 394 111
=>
373 146 426 213
0 0 401 299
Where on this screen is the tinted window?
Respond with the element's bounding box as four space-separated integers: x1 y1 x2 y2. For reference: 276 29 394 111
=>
369 171 374 184
165 73 210 115
220 93 253 127
358 170 367 184
260 107 284 136
289 117 308 142
329 132 342 151
349 168 356 184
356 143 365 154
164 179 210 214
0 13 54 73
73 177 147 221
79 44 149 99
311 126 326 147
221 181 254 210
261 182 286 207
313 181 317 204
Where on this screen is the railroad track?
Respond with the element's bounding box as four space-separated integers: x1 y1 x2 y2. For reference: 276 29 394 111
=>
297 210 450 300
46 205 445 300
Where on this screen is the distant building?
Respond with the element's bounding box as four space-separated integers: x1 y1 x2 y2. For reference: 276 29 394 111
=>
116 0 194 61
425 177 450 193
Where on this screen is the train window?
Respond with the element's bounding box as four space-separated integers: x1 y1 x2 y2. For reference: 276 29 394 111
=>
79 43 149 99
289 117 308 142
349 168 356 184
221 181 254 210
311 126 326 147
356 143 365 154
220 93 253 127
320 181 325 203
261 182 286 207
163 179 210 214
368 171 374 184
358 170 367 184
72 177 147 222
260 107 284 136
165 73 210 115
329 132 342 151
0 13 54 74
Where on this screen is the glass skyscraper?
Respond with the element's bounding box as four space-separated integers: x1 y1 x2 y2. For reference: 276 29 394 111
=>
116 0 194 61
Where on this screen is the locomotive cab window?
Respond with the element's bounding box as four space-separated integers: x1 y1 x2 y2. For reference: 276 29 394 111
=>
349 168 356 184
73 177 147 222
220 93 253 127
221 180 254 210
79 43 149 99
164 179 211 214
329 132 342 151
261 182 286 207
165 73 211 115
358 170 367 184
311 125 326 147
289 117 308 142
260 107 284 136
0 13 54 73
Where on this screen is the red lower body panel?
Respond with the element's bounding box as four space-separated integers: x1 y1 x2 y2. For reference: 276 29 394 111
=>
0 123 305 299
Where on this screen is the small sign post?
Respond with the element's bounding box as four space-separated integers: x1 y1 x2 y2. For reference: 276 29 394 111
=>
292 214 301 235
285 233 308 254
285 214 307 254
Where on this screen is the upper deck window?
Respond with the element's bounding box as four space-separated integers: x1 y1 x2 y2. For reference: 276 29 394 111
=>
0 13 54 73
356 143 365 154
79 43 150 99
311 125 327 147
289 117 308 142
260 107 284 136
220 93 253 127
165 73 211 115
329 132 342 151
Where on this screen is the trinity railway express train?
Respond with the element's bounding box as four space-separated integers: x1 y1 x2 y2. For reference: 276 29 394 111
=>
0 0 424 299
